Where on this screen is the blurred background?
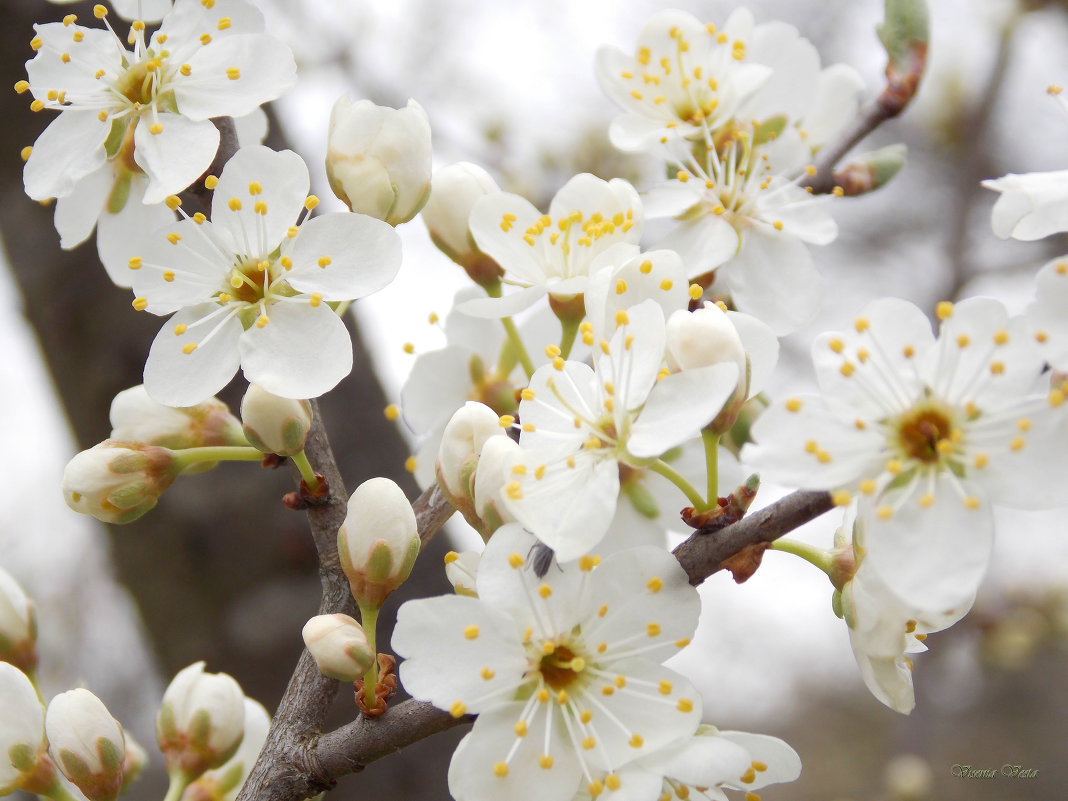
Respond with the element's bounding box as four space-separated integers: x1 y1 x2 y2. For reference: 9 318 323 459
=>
3 0 1068 800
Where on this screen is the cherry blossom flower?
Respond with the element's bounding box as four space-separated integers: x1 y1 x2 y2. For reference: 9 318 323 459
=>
501 300 738 561
459 174 643 318
20 0 295 226
743 296 1068 608
595 9 863 333
126 145 401 405
393 525 703 801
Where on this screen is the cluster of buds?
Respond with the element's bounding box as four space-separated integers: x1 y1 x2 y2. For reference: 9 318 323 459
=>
434 402 512 536
326 97 433 226
62 441 181 525
110 387 246 454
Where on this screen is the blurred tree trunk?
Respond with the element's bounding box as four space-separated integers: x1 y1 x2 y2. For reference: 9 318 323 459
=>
2 2 456 799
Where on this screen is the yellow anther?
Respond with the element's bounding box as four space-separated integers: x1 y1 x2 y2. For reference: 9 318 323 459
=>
588 780 604 798
647 622 661 637
498 414 515 428
598 603 608 617
480 666 495 680
537 687 550 702
772 220 784 231
132 297 149 311
217 16 232 30
253 200 267 215
449 701 466 718
935 301 954 320
534 464 546 480
963 496 980 510
148 121 163 135
989 361 1004 375
128 257 143 270
615 309 629 326
228 197 242 211
583 736 597 749
200 33 212 45
677 698 694 712
745 794 762 801
828 338 844 353
876 505 893 520
918 494 934 508
740 767 757 784
444 551 459 564
614 675 626 688
163 270 175 282
993 329 1009 345
513 720 529 736
785 398 803 412
1049 84 1064 95
539 755 553 769
956 334 970 348
578 555 597 572
173 324 187 335
508 553 523 569
505 481 523 500
1010 436 1025 451
180 342 198 354
280 256 293 270
180 64 192 76
255 314 269 328
1017 418 1032 431
317 256 331 268
29 99 45 112
854 316 870 333
615 278 627 295
647 576 663 593
218 293 231 302
831 490 851 507
404 455 417 473
383 404 400 421
463 625 479 640
628 734 644 748
658 278 673 290
753 760 768 772
544 344 561 358
556 689 568 704
493 763 508 778
538 583 552 599
166 232 181 245
402 342 415 354
1049 389 1065 407
840 362 855 377
859 479 877 494
936 439 954 455
94 4 108 17
553 356 565 370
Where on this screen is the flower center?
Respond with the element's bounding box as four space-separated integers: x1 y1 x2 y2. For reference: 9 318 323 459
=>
227 259 272 304
894 404 953 464
539 645 584 690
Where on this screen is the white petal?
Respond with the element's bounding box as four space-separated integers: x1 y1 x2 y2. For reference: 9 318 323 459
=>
239 302 352 399
628 363 738 458
134 114 220 204
23 111 109 200
719 229 821 335
801 64 865 148
727 311 778 396
658 734 751 789
715 731 802 789
176 34 296 119
211 146 309 251
97 177 177 289
469 193 547 285
456 284 550 319
284 213 401 300
144 304 243 405
655 216 740 279
401 347 480 434
54 163 113 250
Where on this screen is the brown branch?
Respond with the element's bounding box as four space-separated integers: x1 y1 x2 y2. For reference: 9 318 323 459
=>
235 406 457 801
293 488 835 795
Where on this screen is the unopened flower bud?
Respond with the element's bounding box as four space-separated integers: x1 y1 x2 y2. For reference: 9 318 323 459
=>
302 614 375 682
239 384 312 457
110 386 245 452
422 162 504 286
437 402 505 502
666 303 747 433
63 441 179 525
326 96 432 225
156 662 245 779
472 434 522 536
337 478 420 608
833 143 907 197
0 662 48 795
45 689 125 801
443 551 479 598
120 734 148 793
0 566 37 673
181 699 269 801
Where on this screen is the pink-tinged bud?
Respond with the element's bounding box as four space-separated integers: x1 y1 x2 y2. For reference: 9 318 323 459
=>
110 386 246 452
45 689 125 801
0 662 48 795
119 734 148 793
156 662 245 780
326 96 432 226
180 699 269 801
666 303 748 434
422 162 504 286
302 614 374 682
437 402 506 502
0 566 37 674
337 478 420 609
239 384 313 457
62 441 179 525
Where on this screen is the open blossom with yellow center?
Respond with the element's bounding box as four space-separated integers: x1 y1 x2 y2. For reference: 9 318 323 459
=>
743 296 1068 609
458 174 643 318
126 145 401 405
20 0 295 208
595 8 863 334
393 525 703 801
500 300 738 561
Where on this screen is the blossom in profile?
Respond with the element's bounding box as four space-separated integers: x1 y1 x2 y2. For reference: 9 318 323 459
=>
126 146 401 405
1024 256 1068 372
743 296 1068 608
459 174 643 318
393 525 703 801
982 169 1068 241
